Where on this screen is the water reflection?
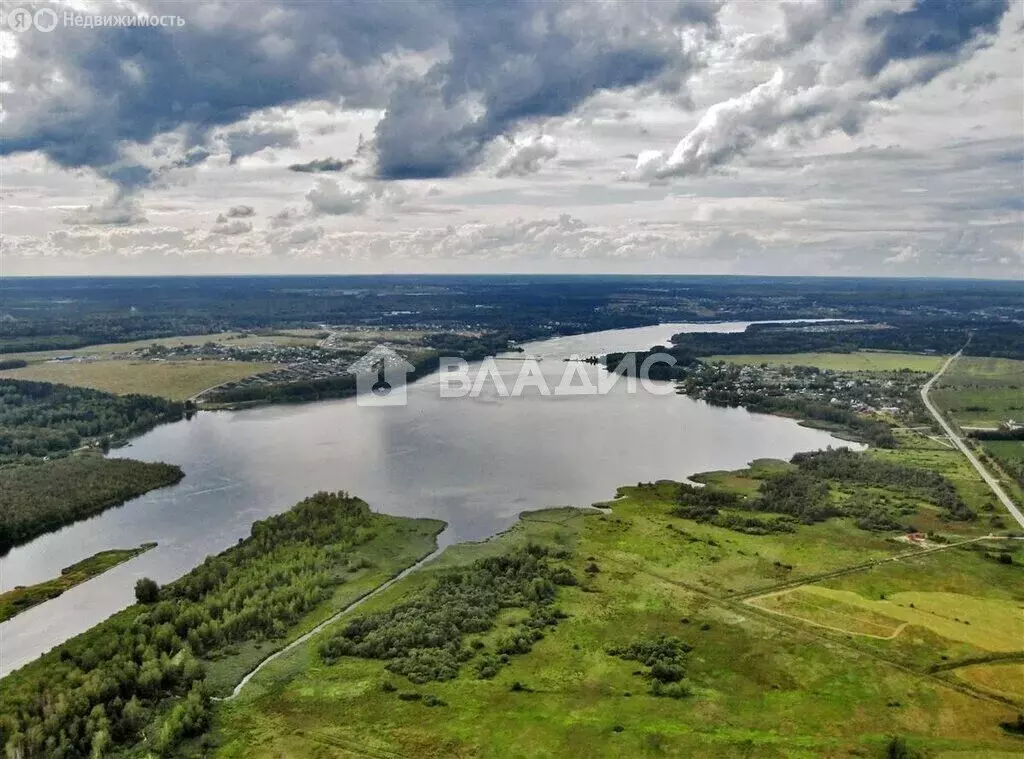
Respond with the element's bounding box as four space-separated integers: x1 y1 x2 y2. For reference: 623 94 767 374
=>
0 322 855 675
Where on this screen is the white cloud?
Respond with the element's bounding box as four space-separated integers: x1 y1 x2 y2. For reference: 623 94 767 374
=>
211 217 253 235
495 135 558 177
61 197 148 226
305 178 373 215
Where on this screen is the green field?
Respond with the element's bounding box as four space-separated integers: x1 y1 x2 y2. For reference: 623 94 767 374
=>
0 544 156 622
0 359 278 400
212 472 1024 758
934 357 1024 427
956 662 1024 701
707 351 945 372
982 441 1024 494
0 331 321 363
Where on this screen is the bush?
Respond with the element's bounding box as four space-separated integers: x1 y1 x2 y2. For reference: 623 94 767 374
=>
319 545 571 683
608 635 693 697
135 577 161 604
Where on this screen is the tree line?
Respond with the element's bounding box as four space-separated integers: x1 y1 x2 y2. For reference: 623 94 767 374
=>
672 447 975 537
669 319 1024 361
0 455 183 554
0 492 390 758
0 379 183 462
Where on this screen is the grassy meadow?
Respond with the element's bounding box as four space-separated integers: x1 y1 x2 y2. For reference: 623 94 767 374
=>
0 331 322 363
211 466 1024 758
934 357 1024 428
0 359 278 400
707 351 946 372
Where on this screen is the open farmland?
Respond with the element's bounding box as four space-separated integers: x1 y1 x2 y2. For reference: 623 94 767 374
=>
708 351 946 373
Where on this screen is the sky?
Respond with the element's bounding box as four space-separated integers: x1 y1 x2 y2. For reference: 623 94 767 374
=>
0 0 1021 278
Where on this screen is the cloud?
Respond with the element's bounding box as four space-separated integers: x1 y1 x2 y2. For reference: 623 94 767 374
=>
225 205 255 218
305 179 373 215
266 224 325 252
4 203 1021 279
269 207 304 228
61 197 147 226
288 158 355 173
495 135 558 177
374 2 718 179
0 0 720 186
224 126 299 164
631 0 1010 180
883 244 922 265
211 216 253 235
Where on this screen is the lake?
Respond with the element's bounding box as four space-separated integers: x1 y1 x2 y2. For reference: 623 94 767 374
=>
0 321 855 676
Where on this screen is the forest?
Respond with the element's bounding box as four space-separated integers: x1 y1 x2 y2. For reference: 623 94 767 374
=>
0 455 183 554
3 276 1021 355
0 379 183 462
669 319 1024 361
0 492 396 758
0 378 186 551
673 448 974 537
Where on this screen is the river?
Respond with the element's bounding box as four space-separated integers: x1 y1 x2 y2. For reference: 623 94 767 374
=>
0 321 855 676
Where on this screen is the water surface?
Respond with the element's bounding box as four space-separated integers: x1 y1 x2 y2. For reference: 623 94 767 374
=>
0 322 854 675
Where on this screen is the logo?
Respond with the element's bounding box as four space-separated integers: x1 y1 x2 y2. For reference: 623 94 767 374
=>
3 6 57 32
34 7 58 32
348 345 415 407
5 7 32 32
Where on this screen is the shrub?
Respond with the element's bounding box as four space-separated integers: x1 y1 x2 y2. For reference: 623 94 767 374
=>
135 577 161 604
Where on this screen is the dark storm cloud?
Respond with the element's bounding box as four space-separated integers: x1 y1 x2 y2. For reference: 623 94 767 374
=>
375 0 715 179
861 0 1008 77
1 0 720 185
0 0 445 180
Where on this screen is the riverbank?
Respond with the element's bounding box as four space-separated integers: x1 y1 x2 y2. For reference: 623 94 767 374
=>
0 543 157 622
213 467 1023 758
0 493 446 757
0 454 184 555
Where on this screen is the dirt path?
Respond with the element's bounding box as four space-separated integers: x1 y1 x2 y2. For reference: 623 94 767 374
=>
216 545 445 702
744 588 910 641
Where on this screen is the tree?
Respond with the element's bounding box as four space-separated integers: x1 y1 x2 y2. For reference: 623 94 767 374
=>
135 577 160 604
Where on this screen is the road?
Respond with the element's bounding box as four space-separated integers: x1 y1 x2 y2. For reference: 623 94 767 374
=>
216 544 446 701
921 350 1024 530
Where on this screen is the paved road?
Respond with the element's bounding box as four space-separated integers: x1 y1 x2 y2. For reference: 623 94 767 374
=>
921 350 1024 530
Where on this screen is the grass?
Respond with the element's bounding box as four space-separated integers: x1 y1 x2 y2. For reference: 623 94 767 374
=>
0 543 156 622
868 444 1009 536
982 441 1024 482
211 472 1024 758
707 351 945 372
955 662 1024 701
204 516 446 696
0 331 320 363
748 587 908 639
753 585 1023 652
0 359 278 400
934 357 1024 428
